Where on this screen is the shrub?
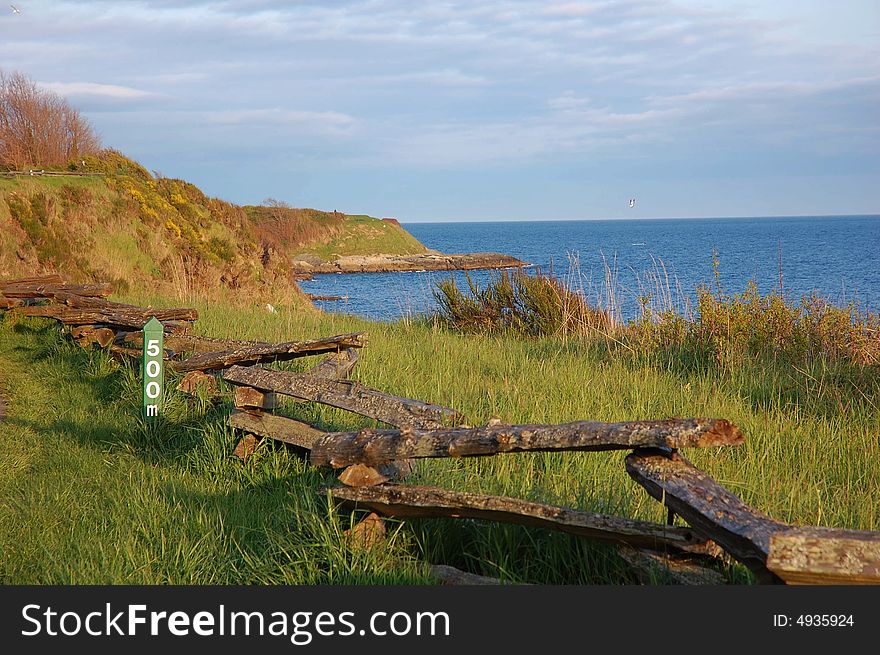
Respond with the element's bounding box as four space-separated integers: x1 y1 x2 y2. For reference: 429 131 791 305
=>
248 201 346 252
691 283 879 367
434 270 613 338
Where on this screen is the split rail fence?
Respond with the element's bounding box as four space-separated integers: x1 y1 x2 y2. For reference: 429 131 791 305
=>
3 274 879 585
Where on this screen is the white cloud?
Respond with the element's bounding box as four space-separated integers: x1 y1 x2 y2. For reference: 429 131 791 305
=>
37 81 155 99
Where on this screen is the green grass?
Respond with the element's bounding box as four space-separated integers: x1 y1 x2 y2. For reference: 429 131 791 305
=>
2 293 877 584
0 316 428 584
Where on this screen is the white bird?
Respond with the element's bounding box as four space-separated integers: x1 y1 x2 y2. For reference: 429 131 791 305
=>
265 303 278 314
629 198 636 208
10 4 21 14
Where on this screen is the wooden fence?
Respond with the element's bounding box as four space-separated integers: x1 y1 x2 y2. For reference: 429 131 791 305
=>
3 274 879 585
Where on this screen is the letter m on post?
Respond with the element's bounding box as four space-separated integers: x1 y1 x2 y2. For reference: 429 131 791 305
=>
142 317 164 421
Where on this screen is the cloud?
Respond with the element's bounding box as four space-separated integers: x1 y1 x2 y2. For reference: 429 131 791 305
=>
38 81 155 100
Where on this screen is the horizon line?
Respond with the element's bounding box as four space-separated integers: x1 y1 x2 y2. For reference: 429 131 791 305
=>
398 213 880 224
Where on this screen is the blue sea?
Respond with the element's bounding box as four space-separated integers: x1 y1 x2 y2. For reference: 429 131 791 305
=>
299 215 880 322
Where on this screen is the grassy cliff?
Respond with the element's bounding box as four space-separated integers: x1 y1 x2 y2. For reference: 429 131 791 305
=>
245 205 427 263
0 150 428 300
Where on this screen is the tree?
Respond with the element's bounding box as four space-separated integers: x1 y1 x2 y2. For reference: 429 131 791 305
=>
0 70 101 169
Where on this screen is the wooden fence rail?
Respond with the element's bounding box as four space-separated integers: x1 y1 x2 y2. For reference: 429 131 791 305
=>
308 418 743 469
626 448 880 584
3 274 878 585
223 365 461 430
326 483 712 553
174 333 367 372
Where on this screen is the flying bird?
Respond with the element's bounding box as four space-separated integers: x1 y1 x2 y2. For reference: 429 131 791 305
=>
629 198 636 208
10 4 20 14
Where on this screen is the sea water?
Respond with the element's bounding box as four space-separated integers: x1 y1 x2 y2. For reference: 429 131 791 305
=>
298 215 880 322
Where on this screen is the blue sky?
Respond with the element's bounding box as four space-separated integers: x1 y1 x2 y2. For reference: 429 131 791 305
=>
2 0 878 221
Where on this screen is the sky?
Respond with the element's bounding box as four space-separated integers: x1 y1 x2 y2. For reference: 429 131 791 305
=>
2 0 878 222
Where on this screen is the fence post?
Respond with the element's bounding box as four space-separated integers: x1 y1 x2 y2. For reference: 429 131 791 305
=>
142 317 164 421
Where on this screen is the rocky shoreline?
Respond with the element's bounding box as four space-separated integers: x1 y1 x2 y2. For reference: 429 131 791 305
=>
290 251 526 275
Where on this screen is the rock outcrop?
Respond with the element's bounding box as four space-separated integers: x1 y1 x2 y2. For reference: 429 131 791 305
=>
290 251 526 274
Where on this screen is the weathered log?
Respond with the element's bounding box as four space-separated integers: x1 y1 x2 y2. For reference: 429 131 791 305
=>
306 348 359 380
70 324 103 339
338 464 392 487
0 274 64 288
325 484 709 553
228 409 325 449
343 513 386 551
310 418 743 469
0 297 24 309
6 305 60 317
121 332 272 354
625 449 788 582
176 370 219 397
25 296 188 336
51 292 128 308
767 531 880 585
60 307 198 326
71 325 116 348
223 365 460 429
617 546 727 585
10 305 198 329
0 282 113 299
232 433 261 462
45 294 167 312
233 386 277 410
174 332 368 372
27 292 194 320
336 462 415 487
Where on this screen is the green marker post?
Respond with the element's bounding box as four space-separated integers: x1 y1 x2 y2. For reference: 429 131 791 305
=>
142 317 164 421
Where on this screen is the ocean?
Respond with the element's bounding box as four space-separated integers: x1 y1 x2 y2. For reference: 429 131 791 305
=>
298 215 880 322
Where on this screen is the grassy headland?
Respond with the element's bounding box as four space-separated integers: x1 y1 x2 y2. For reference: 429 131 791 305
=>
0 150 430 303
245 205 427 262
